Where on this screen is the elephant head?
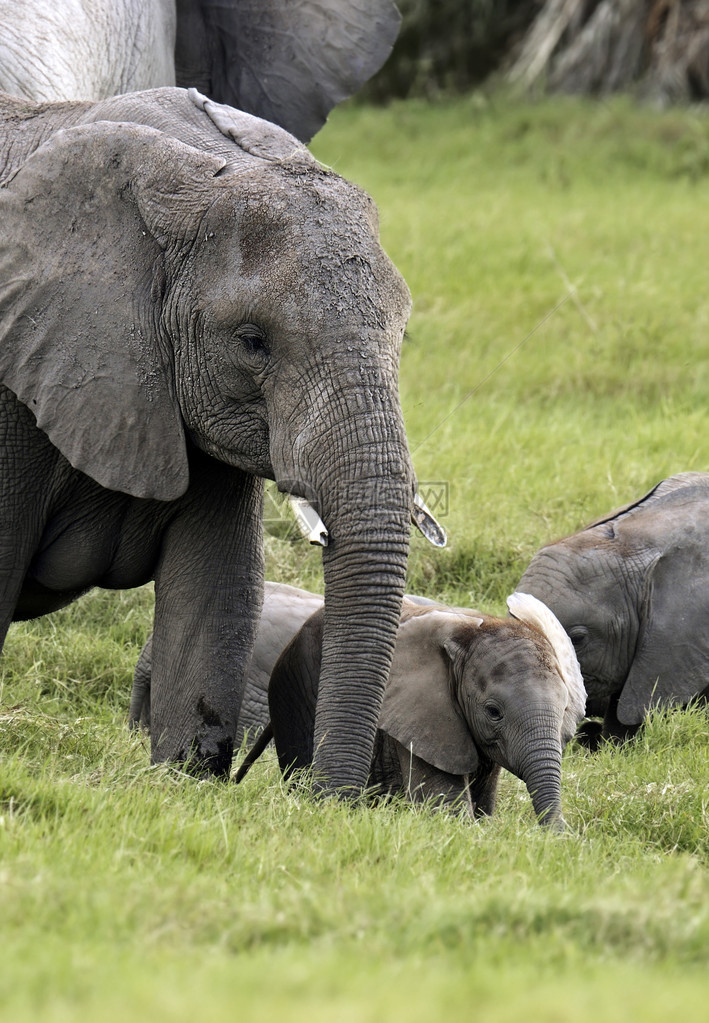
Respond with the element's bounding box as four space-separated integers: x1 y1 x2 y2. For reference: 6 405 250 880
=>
0 89 441 792
3 0 400 142
378 593 585 828
518 472 709 740
259 592 585 828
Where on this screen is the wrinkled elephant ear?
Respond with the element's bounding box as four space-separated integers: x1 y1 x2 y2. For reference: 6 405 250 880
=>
507 592 587 744
379 608 481 776
174 0 401 142
0 122 226 500
617 545 709 725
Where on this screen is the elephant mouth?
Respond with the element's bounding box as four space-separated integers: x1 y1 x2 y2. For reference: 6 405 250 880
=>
584 675 621 710
288 491 447 549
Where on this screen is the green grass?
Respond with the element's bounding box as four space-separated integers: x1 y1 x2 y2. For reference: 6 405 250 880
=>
311 94 709 607
3 94 709 1018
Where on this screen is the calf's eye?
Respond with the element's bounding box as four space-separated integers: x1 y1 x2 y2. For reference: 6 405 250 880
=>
568 626 588 650
485 702 503 722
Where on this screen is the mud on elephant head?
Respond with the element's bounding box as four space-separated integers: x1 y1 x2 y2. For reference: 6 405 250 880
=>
238 592 586 829
518 472 709 746
0 86 443 792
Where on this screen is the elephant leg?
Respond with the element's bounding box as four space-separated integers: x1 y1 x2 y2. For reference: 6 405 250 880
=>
573 695 639 752
575 718 605 751
389 737 474 817
129 638 269 739
0 394 58 642
150 458 264 777
469 762 501 818
129 635 153 731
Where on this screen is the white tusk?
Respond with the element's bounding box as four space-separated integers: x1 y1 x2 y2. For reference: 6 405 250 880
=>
289 496 329 547
411 491 447 548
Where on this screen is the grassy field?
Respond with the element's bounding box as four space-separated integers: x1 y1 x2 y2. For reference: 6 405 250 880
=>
2 94 709 1019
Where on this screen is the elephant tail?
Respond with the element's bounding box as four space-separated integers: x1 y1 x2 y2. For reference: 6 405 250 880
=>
234 722 274 783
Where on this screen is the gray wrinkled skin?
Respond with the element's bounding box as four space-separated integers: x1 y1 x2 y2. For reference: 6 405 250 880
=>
239 596 586 829
518 472 709 745
0 0 400 142
131 582 324 738
130 585 439 739
0 87 416 791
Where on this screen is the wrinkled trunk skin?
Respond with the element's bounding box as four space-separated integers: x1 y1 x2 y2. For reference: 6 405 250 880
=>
314 493 410 793
274 374 412 796
516 735 565 831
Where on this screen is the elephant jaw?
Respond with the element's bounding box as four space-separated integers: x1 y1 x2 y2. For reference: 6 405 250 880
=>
288 491 447 549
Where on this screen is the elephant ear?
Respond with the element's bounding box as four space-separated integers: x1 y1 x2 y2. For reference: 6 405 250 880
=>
379 608 481 777
507 592 587 744
174 0 401 142
617 544 709 725
0 121 226 500
188 89 311 164
584 473 709 532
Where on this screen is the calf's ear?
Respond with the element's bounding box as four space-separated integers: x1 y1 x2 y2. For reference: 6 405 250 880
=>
507 591 587 744
379 610 480 776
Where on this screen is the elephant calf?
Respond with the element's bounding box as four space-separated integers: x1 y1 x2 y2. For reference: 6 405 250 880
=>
237 592 587 829
518 472 709 747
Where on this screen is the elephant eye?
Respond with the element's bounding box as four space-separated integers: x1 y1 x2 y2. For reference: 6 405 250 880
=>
235 323 269 358
568 626 588 650
484 702 503 722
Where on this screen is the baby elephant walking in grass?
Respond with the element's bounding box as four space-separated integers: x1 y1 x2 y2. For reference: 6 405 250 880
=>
130 582 436 739
237 593 586 830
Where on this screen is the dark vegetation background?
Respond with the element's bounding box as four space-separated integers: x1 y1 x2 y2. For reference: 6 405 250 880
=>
364 0 709 105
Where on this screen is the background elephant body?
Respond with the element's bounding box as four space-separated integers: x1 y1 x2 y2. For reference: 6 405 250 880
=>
0 86 416 790
240 592 586 828
2 0 400 141
518 472 709 744
131 582 324 738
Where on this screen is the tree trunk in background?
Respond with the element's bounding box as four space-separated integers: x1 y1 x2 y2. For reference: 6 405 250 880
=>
360 0 541 100
507 0 709 104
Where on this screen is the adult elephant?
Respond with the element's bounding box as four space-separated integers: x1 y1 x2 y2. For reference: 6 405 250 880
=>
518 472 709 746
0 86 441 792
1 0 400 141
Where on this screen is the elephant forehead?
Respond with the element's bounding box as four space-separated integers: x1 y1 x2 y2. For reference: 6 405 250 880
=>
201 186 411 331
210 166 378 253
524 542 617 592
473 626 562 688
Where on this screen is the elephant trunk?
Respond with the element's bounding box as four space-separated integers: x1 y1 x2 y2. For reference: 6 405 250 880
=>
275 378 412 795
314 499 410 792
517 735 565 830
